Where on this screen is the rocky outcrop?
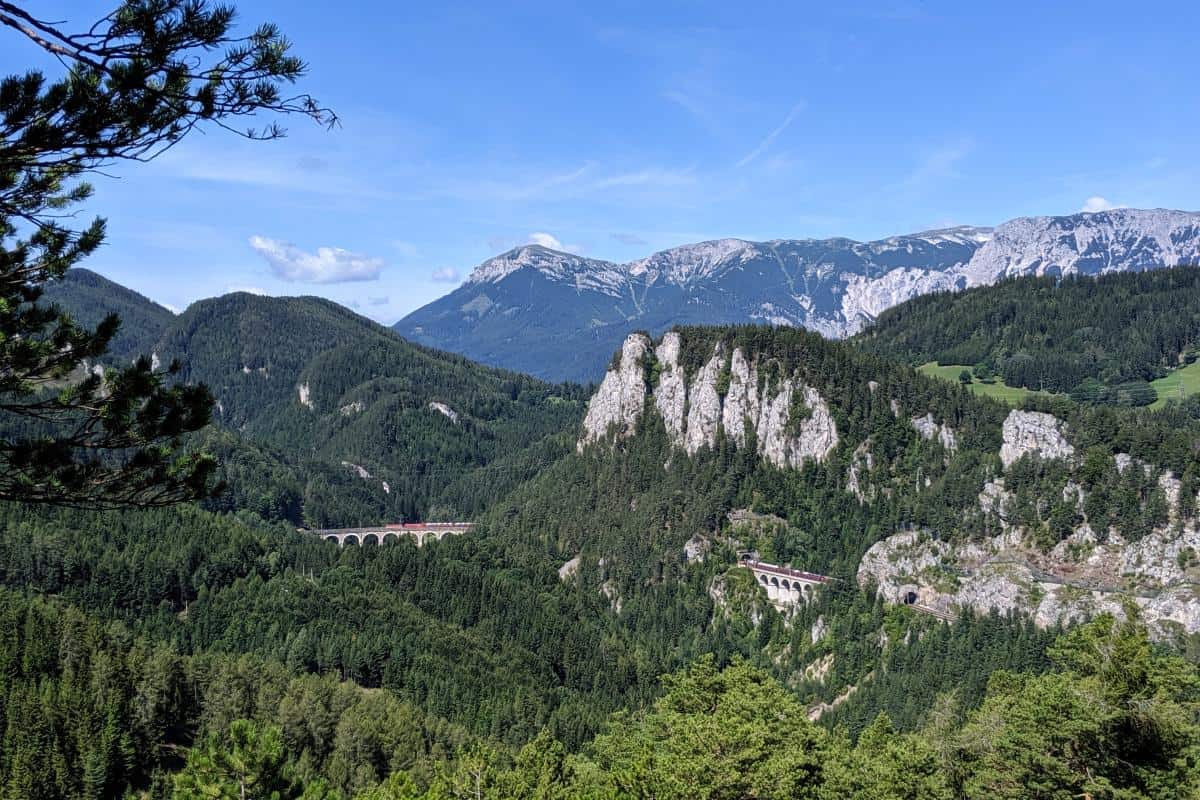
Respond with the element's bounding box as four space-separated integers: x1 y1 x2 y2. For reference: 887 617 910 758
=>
684 534 710 563
558 555 581 581
721 348 760 446
858 521 1200 639
684 348 725 455
653 332 687 441
999 410 1075 468
910 413 957 451
846 442 875 502
429 401 460 423
754 382 838 469
579 333 650 448
298 382 313 409
580 333 839 468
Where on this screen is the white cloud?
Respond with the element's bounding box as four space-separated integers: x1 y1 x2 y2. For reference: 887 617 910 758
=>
430 267 461 283
227 285 268 296
526 232 583 254
736 103 805 168
1081 196 1123 213
249 236 384 283
528 232 565 250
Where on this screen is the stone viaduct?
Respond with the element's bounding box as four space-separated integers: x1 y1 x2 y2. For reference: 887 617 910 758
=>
304 521 475 548
741 559 832 607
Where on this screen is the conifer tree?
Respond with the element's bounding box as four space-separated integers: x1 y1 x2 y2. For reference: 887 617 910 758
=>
0 1 332 506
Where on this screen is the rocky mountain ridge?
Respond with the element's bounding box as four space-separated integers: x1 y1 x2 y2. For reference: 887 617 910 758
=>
581 330 1200 639
858 409 1200 637
397 208 1200 381
579 331 840 469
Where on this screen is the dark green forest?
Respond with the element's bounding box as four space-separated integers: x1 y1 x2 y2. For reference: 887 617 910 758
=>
43 272 589 527
856 266 1200 402
6 277 1200 797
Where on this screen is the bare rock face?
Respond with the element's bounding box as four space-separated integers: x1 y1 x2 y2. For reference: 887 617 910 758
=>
428 401 460 423
1000 410 1075 468
579 333 650 448
684 347 725 454
846 442 875 502
579 332 838 467
755 381 838 469
558 555 581 581
1121 523 1200 585
859 515 1200 640
684 533 710 563
1145 585 1200 636
298 382 313 409
910 412 957 451
653 332 687 441
721 347 759 446
979 477 1013 520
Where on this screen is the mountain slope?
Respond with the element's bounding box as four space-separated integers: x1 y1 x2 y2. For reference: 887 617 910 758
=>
42 281 586 526
396 208 1200 382
856 266 1200 401
553 326 1200 641
42 267 175 362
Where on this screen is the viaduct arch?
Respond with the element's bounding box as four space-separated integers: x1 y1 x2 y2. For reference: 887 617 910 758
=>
741 560 832 608
308 522 475 548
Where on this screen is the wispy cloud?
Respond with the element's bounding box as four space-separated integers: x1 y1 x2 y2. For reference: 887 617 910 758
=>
227 285 268 296
736 103 805 168
611 232 648 246
430 267 461 283
367 296 390 306
592 168 696 190
898 138 973 191
249 236 385 283
506 163 594 200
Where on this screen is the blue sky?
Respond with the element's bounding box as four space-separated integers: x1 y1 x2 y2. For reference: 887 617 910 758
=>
7 1 1199 321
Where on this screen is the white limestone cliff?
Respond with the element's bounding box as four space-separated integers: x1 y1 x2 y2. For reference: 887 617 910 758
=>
721 348 759 446
684 347 725 455
999 410 1075 468
580 332 838 468
578 333 651 449
910 412 957 451
653 332 687 441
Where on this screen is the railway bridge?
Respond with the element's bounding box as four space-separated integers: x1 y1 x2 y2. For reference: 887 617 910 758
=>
303 521 475 547
741 560 833 607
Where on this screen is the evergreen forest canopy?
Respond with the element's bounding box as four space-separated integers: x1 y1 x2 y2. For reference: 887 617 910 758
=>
38 269 588 527
2 1 1200 797
4 304 1200 796
856 266 1200 404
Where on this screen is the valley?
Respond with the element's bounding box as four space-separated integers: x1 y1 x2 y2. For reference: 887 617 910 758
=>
5 3 1199 797
8 249 1200 799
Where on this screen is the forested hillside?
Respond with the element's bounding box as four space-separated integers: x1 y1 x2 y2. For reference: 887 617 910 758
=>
41 277 588 526
856 266 1200 403
42 268 176 363
8 278 1200 797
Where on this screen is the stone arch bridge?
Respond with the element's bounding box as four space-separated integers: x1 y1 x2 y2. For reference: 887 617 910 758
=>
303 522 475 548
741 559 833 607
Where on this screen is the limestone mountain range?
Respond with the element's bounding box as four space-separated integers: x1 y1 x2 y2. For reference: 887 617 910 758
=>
395 208 1200 381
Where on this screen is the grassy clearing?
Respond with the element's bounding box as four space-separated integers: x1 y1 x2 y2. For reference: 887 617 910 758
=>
917 363 1049 406
1150 359 1200 408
